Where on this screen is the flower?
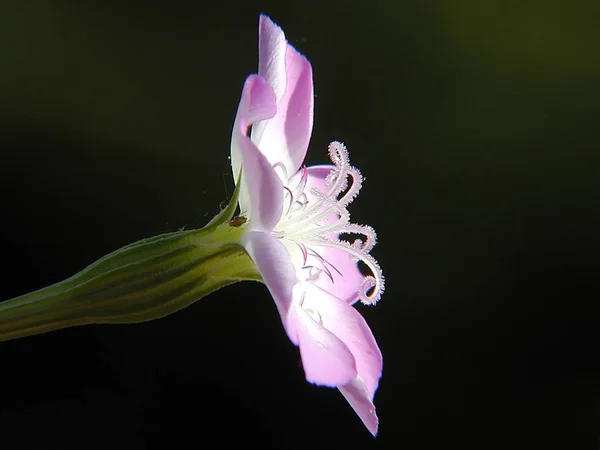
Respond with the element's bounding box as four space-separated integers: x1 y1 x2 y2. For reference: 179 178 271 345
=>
230 15 385 435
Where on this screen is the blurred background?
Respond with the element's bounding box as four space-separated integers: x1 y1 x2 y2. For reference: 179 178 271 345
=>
0 1 598 448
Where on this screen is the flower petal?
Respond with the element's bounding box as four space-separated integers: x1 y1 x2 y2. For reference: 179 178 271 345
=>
257 14 287 103
302 283 382 399
231 75 277 178
311 245 365 304
241 231 299 343
338 377 379 436
288 300 357 387
252 19 314 176
236 137 284 231
230 75 282 230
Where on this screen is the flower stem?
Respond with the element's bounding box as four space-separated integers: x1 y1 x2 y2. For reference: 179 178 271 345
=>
0 223 259 341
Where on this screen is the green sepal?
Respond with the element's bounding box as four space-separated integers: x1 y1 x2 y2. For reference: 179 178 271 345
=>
204 168 243 229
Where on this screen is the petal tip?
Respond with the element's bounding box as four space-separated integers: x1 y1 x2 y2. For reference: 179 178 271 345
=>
338 378 380 437
367 412 379 437
259 14 281 32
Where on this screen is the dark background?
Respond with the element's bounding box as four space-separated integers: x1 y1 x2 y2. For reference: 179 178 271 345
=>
1 1 598 448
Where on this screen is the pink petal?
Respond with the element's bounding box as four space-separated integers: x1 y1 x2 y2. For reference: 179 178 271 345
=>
338 377 379 436
303 165 366 303
288 300 357 387
311 245 365 304
252 17 314 176
257 14 287 103
302 283 382 399
236 137 284 231
241 231 299 343
230 75 283 231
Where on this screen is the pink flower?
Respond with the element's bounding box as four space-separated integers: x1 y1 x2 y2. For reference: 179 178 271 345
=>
230 15 385 435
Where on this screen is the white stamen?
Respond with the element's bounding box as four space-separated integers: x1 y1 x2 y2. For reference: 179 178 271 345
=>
274 141 385 305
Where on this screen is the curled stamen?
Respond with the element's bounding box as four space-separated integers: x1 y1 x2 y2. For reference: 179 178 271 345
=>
360 274 385 306
273 141 384 307
339 224 378 253
306 237 385 305
325 142 352 199
325 170 349 199
290 142 356 223
337 166 363 207
309 146 360 223
328 141 350 167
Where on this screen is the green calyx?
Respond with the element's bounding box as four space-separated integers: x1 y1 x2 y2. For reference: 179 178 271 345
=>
0 173 259 341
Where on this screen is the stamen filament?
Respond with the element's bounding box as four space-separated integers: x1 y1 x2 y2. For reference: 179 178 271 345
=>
272 141 384 306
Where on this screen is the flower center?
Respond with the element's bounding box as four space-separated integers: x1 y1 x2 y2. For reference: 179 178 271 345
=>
273 142 385 305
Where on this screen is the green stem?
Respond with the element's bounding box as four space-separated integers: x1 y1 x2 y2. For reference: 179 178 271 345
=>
0 222 260 342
